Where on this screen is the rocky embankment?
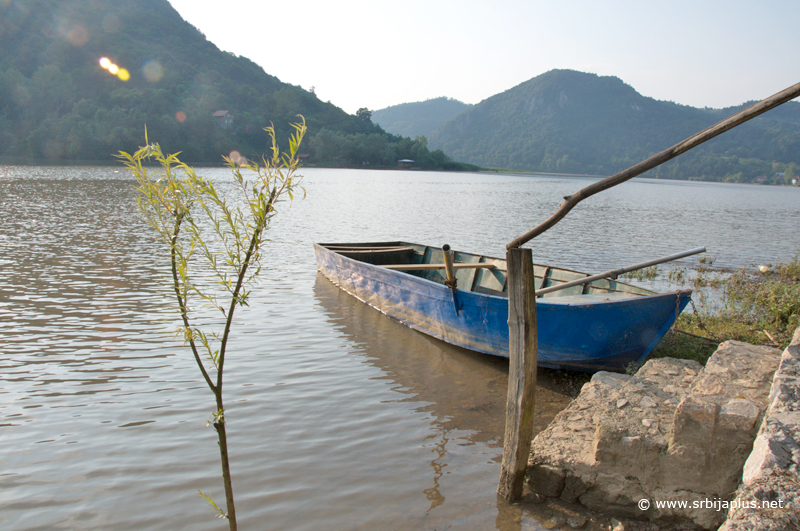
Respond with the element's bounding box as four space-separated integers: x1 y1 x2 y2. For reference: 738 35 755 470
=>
718 328 800 530
526 328 800 530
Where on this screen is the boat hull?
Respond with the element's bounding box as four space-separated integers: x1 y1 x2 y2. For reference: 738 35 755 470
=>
314 243 691 372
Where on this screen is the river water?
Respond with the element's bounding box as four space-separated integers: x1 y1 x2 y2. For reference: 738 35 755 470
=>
1 166 798 530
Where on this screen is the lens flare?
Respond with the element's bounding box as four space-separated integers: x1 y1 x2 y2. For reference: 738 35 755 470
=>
228 151 247 165
142 60 164 82
99 57 131 82
175 111 186 123
67 24 89 47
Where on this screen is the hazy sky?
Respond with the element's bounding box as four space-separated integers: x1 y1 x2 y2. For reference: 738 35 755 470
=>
167 0 799 115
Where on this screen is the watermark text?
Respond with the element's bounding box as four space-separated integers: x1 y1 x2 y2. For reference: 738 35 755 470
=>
638 498 785 512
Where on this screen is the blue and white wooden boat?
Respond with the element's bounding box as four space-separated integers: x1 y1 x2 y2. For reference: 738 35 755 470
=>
314 242 692 372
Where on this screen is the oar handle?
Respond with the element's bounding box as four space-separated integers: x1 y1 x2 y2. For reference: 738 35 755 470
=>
536 246 706 295
609 246 707 278
442 244 457 289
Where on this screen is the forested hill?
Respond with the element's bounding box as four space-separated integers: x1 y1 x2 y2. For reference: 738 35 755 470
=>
372 97 472 139
0 0 472 169
428 70 800 183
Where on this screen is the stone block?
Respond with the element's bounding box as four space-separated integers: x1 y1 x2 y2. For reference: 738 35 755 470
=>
646 488 727 529
670 395 718 449
742 432 791 485
635 358 703 392
525 329 795 530
719 327 800 531
591 371 632 390
717 398 761 433
527 463 565 497
708 397 765 495
560 473 591 503
695 341 782 406
578 472 647 518
661 444 709 493
742 412 800 485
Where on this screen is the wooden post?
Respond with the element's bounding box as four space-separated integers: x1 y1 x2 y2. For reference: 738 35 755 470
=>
497 247 538 500
442 244 459 315
442 244 457 287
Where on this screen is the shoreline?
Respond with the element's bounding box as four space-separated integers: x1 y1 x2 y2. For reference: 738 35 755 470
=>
2 158 797 187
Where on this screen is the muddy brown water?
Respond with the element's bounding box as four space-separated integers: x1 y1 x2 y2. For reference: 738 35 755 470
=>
1 166 798 530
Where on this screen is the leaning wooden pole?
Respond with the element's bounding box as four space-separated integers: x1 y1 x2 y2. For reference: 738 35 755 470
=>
507 81 800 250
497 247 538 500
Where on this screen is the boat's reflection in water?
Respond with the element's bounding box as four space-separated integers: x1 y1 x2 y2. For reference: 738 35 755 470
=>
314 273 592 528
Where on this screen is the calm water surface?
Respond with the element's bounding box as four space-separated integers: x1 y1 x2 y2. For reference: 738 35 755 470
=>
1 166 798 530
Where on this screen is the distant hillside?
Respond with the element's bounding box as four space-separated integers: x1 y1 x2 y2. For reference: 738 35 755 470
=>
428 70 800 183
372 97 472 138
0 0 473 170
0 0 383 161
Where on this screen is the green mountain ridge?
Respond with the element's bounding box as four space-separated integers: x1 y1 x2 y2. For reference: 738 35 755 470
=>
427 70 800 182
0 0 470 170
0 0 375 160
371 97 472 139
3 2 796 181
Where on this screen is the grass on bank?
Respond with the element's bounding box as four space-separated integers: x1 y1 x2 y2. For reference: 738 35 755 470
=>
647 255 800 366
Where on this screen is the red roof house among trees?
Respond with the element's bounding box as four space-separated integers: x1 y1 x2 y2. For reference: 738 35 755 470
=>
213 110 233 129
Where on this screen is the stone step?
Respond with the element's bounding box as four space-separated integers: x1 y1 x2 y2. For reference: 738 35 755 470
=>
527 339 785 529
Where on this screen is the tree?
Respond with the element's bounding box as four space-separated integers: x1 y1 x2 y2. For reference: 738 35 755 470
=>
117 118 306 530
29 64 76 120
274 87 301 118
356 107 372 122
784 163 795 185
